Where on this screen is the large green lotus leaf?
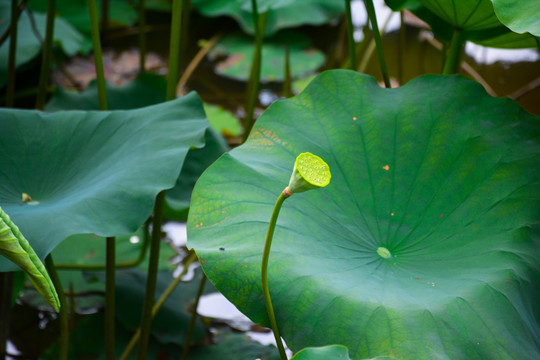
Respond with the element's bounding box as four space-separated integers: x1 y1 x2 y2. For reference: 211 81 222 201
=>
45 75 228 222
191 0 343 36
0 4 84 88
187 71 540 359
45 74 228 222
0 94 208 272
491 0 540 37
209 31 324 82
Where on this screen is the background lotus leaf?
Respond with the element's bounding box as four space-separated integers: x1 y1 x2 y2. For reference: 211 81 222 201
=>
52 229 176 271
90 267 216 346
188 70 540 359
0 94 208 271
191 0 344 36
209 30 325 82
0 4 84 88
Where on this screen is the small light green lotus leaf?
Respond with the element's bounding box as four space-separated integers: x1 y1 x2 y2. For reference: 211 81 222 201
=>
0 206 59 312
287 152 331 194
291 345 350 360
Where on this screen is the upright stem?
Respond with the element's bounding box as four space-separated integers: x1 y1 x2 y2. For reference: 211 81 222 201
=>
45 255 68 360
442 27 463 75
6 0 19 108
358 11 393 74
344 0 356 70
136 191 166 360
35 0 55 110
138 0 146 73
179 0 191 70
364 0 391 88
105 237 116 360
88 0 108 110
181 273 207 360
283 45 293 98
0 272 14 358
243 0 266 143
261 191 290 360
166 0 185 101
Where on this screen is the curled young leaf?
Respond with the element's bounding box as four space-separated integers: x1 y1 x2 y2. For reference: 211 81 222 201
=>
0 206 60 312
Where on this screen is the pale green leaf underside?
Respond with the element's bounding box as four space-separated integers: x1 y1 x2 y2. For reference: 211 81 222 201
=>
291 345 350 360
491 0 540 36
191 0 344 35
0 206 59 312
419 0 501 31
188 71 540 359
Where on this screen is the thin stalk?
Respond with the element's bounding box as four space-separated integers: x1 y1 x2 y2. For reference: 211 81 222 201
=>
166 0 185 101
0 272 14 358
261 191 290 360
136 191 166 360
283 45 293 98
442 27 463 75
177 32 222 91
181 273 207 360
138 0 146 73
344 0 356 70
119 252 197 360
45 255 68 360
35 0 55 110
105 237 116 360
179 0 191 70
0 0 27 47
88 0 108 110
364 0 391 88
6 0 19 108
243 0 267 143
